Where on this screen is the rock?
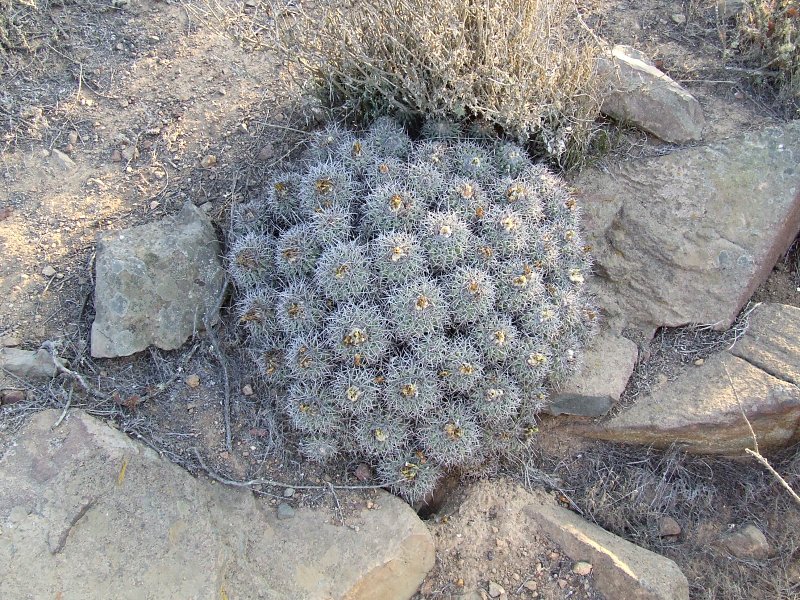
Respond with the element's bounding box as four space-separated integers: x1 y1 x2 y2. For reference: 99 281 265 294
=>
184 374 200 388
671 13 687 25
258 143 275 161
0 410 435 600
277 503 295 520
730 303 800 386
41 265 56 277
50 148 76 170
0 335 20 347
596 44 705 143
283 487 295 498
200 154 217 168
577 122 800 332
488 581 505 597
572 561 593 576
718 524 771 560
355 463 372 481
716 0 746 18
1 389 26 405
659 517 682 537
242 384 254 396
0 347 63 379
111 149 122 162
120 145 139 162
579 353 800 454
525 497 689 600
548 331 638 416
0 207 13 221
91 202 226 358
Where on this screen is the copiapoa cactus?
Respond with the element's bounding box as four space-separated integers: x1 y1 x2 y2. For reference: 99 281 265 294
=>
227 117 597 503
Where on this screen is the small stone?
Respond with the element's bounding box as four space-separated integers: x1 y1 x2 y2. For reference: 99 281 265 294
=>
111 149 122 162
719 524 771 560
242 384 254 396
572 561 593 576
200 202 213 213
488 581 505 598
366 501 374 509
0 207 12 221
1 389 26 405
548 551 560 561
42 266 57 277
185 374 200 388
694 358 705 366
68 131 78 145
50 148 76 170
659 516 682 537
0 336 21 347
557 579 568 589
671 13 686 24
276 503 295 520
523 580 538 591
118 98 130 108
354 463 372 481
64 143 74 154
149 201 160 211
257 144 274 161
495 538 507 549
200 155 217 169
283 487 295 498
120 145 139 162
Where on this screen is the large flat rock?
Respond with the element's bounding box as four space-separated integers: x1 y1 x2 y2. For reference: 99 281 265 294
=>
91 202 226 357
730 302 800 386
578 122 800 332
0 410 434 600
581 353 800 454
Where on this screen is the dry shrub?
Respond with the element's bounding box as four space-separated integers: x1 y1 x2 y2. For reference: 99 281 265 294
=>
736 0 800 115
273 0 605 168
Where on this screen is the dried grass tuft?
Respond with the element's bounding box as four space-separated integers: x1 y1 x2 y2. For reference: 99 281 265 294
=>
272 0 605 168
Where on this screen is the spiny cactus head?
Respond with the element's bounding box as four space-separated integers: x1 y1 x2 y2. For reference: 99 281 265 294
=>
405 161 447 206
469 315 520 364
335 132 376 173
480 205 530 257
384 354 441 418
437 337 484 394
275 224 321 279
309 206 353 246
451 141 494 180
363 156 406 190
265 171 305 225
286 334 334 382
419 404 483 468
370 231 427 286
509 335 553 390
329 366 381 415
227 232 274 289
495 142 533 177
275 279 326 336
299 435 341 464
354 410 409 458
366 116 412 158
314 241 373 302
469 370 523 426
385 278 449 341
420 118 462 141
325 302 391 365
420 211 473 272
250 345 290 387
305 122 350 162
377 450 444 504
284 381 341 434
235 287 279 339
361 184 425 235
493 258 546 316
300 162 354 213
440 177 489 224
443 266 496 326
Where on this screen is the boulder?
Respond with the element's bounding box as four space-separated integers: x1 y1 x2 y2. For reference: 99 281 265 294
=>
578 353 800 454
577 122 800 332
91 202 226 358
548 330 638 416
596 45 705 143
730 303 800 386
0 410 434 600
718 524 771 560
524 491 689 600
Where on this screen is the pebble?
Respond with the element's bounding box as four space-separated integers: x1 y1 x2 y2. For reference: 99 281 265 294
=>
120 146 139 162
557 579 568 589
257 144 274 161
283 487 295 498
50 148 76 170
185 374 201 388
242 384 254 396
150 200 160 210
523 580 538 591
572 561 593 576
671 13 687 24
694 358 705 366
354 463 372 481
42 266 57 277
1 389 27 405
0 336 21 347
659 516 682 537
68 131 78 145
200 154 217 169
111 149 122 162
277 503 295 520
487 581 505 598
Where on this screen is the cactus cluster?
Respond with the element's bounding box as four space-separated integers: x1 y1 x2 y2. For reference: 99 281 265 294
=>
228 117 597 503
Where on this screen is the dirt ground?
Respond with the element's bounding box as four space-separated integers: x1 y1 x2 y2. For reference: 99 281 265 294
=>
1 1 799 599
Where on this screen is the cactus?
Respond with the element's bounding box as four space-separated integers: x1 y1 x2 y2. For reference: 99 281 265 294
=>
229 117 596 503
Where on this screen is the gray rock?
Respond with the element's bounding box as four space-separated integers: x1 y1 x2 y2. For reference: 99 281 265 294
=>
0 347 62 379
731 303 800 385
277 502 295 520
91 202 226 358
488 580 505 597
578 122 800 332
525 490 689 600
577 353 800 454
718 524 771 560
596 45 705 143
50 148 76 170
549 331 638 416
0 410 435 600
716 0 746 18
